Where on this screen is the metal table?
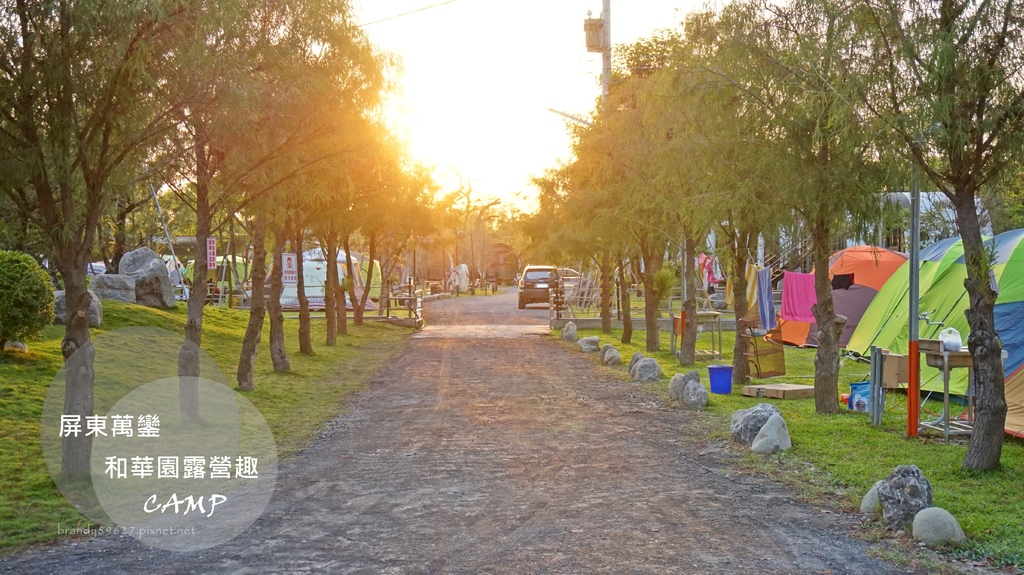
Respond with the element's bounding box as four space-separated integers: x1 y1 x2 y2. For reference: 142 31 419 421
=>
919 347 1008 444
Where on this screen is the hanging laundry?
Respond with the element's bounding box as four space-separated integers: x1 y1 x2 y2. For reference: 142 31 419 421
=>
780 271 816 322
757 267 777 330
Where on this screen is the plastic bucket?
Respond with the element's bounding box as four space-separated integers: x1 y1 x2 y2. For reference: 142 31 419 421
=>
708 364 733 394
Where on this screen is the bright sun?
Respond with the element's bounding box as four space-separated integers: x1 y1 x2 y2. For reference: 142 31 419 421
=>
357 0 697 210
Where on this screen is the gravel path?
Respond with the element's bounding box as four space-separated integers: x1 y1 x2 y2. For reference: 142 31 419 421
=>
2 291 922 574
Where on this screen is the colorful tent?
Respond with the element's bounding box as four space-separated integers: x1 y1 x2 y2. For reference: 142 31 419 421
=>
773 246 907 347
848 229 1024 437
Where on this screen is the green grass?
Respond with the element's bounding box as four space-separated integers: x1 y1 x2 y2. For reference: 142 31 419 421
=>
574 326 1024 569
0 301 411 551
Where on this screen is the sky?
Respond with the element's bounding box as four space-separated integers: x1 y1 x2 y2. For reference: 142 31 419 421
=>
354 0 706 212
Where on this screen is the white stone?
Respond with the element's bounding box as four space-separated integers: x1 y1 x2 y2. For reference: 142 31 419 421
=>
578 336 600 353
912 507 967 546
560 322 578 343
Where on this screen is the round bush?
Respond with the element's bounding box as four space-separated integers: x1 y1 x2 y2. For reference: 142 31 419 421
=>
0 250 55 347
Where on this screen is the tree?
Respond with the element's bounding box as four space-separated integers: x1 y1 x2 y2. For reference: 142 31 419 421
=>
0 0 189 475
856 0 1024 469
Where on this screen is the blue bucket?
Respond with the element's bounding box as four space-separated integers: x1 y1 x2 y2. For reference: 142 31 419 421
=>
708 364 733 394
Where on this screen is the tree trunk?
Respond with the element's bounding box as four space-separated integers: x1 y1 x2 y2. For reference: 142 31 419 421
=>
618 257 633 344
324 240 338 346
266 218 290 372
342 234 360 327
58 252 94 477
110 195 134 273
639 238 664 353
294 227 313 355
729 233 752 388
956 193 1006 470
810 217 841 415
679 233 700 366
178 126 212 422
237 216 268 391
356 235 377 326
600 250 612 333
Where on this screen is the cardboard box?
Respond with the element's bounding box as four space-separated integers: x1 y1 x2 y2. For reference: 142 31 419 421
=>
741 383 815 400
881 352 910 389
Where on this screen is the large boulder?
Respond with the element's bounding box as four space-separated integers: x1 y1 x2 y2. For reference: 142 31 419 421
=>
3 341 29 353
877 465 933 529
730 403 783 445
669 371 700 402
602 347 622 366
126 259 176 308
54 290 103 327
628 352 645 373
89 274 136 303
751 413 792 454
912 507 966 546
578 336 600 353
630 357 663 381
117 246 162 275
681 380 708 410
560 322 578 343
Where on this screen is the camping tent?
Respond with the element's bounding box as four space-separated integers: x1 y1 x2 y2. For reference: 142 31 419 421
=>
272 248 381 310
772 246 907 347
847 229 1024 437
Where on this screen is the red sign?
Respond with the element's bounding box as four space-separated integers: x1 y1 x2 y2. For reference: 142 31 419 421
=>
206 237 217 270
282 253 298 285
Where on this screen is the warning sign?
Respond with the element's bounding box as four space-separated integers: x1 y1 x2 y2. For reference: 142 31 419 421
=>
206 237 217 270
282 253 298 285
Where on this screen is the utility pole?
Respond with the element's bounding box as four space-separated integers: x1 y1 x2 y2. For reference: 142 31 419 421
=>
584 1 611 108
602 0 610 108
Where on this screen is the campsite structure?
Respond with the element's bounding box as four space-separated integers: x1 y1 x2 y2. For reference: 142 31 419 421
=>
848 229 1024 437
772 246 907 347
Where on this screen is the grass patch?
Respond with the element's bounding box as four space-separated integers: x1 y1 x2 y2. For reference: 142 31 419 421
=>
575 326 1024 569
0 301 411 551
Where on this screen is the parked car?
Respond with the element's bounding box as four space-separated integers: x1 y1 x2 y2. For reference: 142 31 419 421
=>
518 265 561 309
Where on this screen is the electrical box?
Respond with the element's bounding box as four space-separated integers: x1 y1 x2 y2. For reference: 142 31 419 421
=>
584 18 604 52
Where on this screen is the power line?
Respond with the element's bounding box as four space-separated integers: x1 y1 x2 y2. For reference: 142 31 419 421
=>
358 0 458 27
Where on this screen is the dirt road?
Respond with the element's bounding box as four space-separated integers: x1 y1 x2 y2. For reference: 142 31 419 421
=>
2 291 920 574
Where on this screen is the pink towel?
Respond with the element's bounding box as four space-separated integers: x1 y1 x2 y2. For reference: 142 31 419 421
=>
781 271 817 322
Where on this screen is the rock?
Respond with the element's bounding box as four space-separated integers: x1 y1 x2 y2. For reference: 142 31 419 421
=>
669 371 700 401
912 507 967 546
751 413 792 454
89 274 136 303
3 341 28 353
630 357 663 381
680 379 708 410
603 347 622 366
877 465 933 529
126 259 176 308
599 344 614 362
578 336 600 353
53 290 103 327
860 480 885 516
730 403 783 445
628 352 645 373
117 246 162 275
561 322 578 343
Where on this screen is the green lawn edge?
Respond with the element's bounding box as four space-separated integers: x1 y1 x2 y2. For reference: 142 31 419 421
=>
568 326 1024 569
0 301 412 551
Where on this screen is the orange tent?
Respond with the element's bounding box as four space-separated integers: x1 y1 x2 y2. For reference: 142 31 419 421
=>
774 246 907 347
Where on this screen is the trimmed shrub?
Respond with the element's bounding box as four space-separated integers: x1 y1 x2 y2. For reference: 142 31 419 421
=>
0 250 55 348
